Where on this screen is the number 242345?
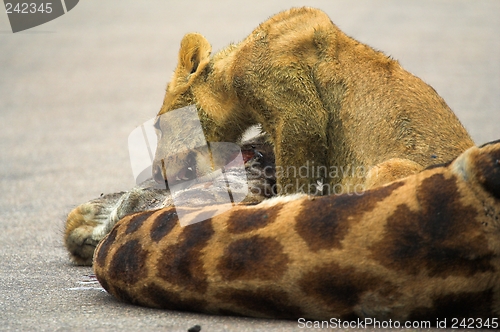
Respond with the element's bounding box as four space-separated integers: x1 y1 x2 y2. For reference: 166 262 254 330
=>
5 3 53 14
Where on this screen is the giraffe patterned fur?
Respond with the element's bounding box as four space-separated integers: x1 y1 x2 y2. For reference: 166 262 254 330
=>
93 140 500 322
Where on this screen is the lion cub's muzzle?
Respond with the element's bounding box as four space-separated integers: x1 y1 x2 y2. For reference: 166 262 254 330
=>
152 152 197 188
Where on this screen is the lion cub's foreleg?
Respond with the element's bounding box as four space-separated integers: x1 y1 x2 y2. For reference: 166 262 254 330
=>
254 67 330 195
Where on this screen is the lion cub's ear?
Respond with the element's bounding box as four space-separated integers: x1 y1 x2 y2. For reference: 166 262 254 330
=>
177 33 212 77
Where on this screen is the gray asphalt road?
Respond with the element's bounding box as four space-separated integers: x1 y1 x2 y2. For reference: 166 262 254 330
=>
1 1 499 331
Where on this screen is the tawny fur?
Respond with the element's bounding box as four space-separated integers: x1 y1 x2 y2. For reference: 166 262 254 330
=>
64 7 490 323
94 141 500 322
65 7 474 265
153 7 473 194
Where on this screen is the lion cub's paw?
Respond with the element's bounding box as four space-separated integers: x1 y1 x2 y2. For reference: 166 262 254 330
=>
64 193 124 266
64 188 169 266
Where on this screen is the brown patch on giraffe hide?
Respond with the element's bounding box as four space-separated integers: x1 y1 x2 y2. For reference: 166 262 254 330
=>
215 287 303 319
112 284 136 304
157 220 214 293
408 289 495 321
108 239 149 285
295 181 404 252
474 146 500 200
150 209 178 242
340 311 363 321
141 283 208 312
298 262 390 316
370 173 494 277
97 277 110 295
216 235 289 281
217 308 247 317
227 204 283 234
126 211 155 234
94 226 118 268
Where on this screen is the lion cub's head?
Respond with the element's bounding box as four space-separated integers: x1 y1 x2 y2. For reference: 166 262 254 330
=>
152 33 234 187
152 104 212 186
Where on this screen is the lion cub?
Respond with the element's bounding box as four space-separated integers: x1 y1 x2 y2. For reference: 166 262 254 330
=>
153 7 473 195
